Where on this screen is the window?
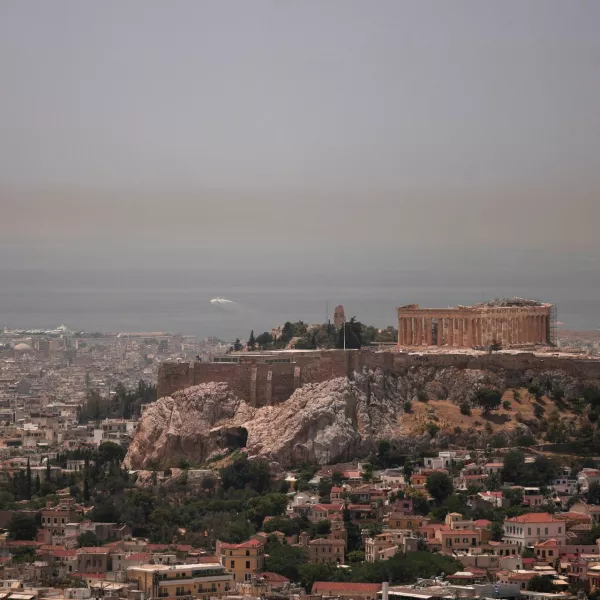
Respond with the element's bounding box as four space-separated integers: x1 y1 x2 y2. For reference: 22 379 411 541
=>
527 528 531 535
246 561 250 569
230 560 235 568
246 550 250 556
545 528 548 535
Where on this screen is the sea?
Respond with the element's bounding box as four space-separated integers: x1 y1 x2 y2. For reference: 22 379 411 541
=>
0 268 598 341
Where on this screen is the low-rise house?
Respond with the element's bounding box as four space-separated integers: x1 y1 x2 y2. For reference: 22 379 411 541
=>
76 547 111 574
484 462 504 476
534 539 561 564
436 528 482 553
215 538 264 583
385 513 425 531
552 477 578 496
345 503 382 523
445 512 474 530
503 513 566 549
570 502 600 525
365 530 418 562
578 469 600 492
496 570 540 590
522 487 545 508
309 503 344 522
41 499 84 536
306 536 345 564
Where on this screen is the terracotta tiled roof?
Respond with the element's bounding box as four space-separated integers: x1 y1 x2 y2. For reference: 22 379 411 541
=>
536 539 559 547
506 512 562 523
126 553 150 561
474 519 493 527
260 572 290 583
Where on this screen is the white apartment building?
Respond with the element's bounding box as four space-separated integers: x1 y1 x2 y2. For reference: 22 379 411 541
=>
502 513 566 549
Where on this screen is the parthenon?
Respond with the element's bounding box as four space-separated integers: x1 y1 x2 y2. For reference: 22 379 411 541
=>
397 299 552 347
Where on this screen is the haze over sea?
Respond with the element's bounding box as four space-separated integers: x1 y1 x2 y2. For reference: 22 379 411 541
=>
1 263 598 340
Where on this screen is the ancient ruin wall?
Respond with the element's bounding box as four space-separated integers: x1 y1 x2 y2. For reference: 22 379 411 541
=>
158 350 600 404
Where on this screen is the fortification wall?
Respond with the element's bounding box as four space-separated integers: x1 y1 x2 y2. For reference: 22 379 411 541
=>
157 350 600 404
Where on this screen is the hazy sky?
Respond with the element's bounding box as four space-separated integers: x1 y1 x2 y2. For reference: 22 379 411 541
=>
1 1 599 272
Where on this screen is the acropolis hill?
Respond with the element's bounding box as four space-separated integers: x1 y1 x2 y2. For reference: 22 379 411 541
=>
124 299 600 469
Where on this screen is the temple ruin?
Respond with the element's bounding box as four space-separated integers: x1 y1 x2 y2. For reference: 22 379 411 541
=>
397 299 553 347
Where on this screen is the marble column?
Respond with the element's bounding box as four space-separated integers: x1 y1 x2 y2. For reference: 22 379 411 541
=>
457 318 465 347
465 318 473 347
398 318 404 345
447 318 454 347
437 318 444 346
414 316 422 346
425 318 433 345
541 316 547 343
405 318 413 346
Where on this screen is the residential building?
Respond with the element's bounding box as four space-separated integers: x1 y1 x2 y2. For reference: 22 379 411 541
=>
570 502 600 525
578 469 600 492
127 563 232 600
41 499 83 536
502 513 566 549
215 538 264 583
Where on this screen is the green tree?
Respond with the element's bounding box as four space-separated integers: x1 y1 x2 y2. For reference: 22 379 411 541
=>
502 450 525 482
298 562 339 592
255 332 273 348
527 576 556 593
475 388 502 414
426 472 454 504
8 513 38 540
347 550 365 563
264 541 307 581
233 338 243 351
247 331 256 351
336 317 364 349
220 455 271 494
25 459 32 500
263 517 301 536
77 531 101 547
245 493 288 528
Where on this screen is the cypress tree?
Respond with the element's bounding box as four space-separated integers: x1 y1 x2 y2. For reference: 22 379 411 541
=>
26 459 32 500
83 475 90 503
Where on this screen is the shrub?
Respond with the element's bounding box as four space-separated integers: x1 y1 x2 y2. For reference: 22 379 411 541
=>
460 402 471 416
503 400 512 410
403 400 412 413
533 404 545 418
426 422 440 437
513 390 521 402
417 390 429 403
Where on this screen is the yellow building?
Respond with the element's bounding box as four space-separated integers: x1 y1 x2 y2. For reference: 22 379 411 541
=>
215 538 265 583
127 563 233 600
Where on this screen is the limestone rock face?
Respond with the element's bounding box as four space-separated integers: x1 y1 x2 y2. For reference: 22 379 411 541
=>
123 363 575 470
124 375 406 469
123 382 254 470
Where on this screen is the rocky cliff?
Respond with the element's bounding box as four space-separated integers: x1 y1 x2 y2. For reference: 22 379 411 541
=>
124 364 586 469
